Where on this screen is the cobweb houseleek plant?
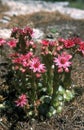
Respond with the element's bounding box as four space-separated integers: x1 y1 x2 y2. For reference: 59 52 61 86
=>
0 26 84 118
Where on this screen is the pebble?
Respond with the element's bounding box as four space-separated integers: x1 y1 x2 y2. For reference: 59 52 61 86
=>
0 19 9 24
0 16 11 23
3 16 11 21
46 34 54 39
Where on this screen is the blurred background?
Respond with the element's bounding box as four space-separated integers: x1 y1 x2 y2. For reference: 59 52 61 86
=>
44 0 84 9
45 0 84 9
7 0 84 10
0 0 84 10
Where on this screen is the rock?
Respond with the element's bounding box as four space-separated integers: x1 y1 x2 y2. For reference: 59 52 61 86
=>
32 28 44 40
58 7 84 20
3 16 11 21
0 29 11 39
0 19 9 24
46 34 53 39
0 16 11 24
1 0 84 20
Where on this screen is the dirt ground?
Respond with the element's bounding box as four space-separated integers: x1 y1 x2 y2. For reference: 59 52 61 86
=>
0 3 84 130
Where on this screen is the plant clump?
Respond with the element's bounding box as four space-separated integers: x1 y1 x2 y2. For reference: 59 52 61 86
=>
0 26 84 119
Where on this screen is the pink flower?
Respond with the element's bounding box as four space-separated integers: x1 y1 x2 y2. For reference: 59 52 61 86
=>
78 41 84 55
23 26 33 36
21 52 33 67
12 52 33 68
12 27 19 34
15 94 27 107
12 57 21 64
54 52 72 72
72 37 81 44
63 39 75 48
7 39 17 48
41 39 49 46
58 38 65 43
58 38 76 48
29 57 46 73
49 41 56 46
57 45 63 51
36 73 41 78
0 38 6 46
26 40 36 49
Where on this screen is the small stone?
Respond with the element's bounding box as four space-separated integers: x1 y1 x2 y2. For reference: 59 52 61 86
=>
56 32 59 36
0 118 2 122
0 19 9 24
3 16 11 21
46 34 53 39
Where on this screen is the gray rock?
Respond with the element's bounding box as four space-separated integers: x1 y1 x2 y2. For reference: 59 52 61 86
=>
3 16 11 21
0 19 9 23
0 29 11 39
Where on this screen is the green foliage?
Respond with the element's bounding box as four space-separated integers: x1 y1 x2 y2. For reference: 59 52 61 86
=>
69 1 84 9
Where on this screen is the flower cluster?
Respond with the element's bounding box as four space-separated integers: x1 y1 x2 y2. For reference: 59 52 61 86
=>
41 39 63 56
11 52 46 76
59 37 84 55
11 52 33 72
0 26 84 118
